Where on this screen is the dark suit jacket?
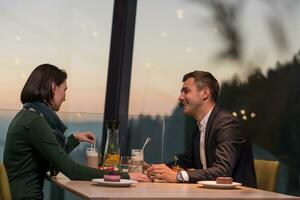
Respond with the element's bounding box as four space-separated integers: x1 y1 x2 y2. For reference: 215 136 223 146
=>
168 106 257 187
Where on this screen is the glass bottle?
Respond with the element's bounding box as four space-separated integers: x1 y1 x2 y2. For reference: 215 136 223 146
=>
103 120 120 168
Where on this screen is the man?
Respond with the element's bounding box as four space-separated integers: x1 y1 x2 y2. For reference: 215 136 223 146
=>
146 71 256 187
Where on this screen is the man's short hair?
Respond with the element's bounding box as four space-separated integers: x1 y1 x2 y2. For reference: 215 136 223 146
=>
182 70 220 102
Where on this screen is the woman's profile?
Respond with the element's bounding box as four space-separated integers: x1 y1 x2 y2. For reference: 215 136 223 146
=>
3 64 149 200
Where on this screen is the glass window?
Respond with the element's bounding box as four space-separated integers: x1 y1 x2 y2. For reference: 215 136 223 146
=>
130 0 300 116
0 0 113 114
0 1 113 199
129 0 300 195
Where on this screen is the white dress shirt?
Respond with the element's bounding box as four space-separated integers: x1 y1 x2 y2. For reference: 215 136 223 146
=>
197 107 213 169
179 107 214 182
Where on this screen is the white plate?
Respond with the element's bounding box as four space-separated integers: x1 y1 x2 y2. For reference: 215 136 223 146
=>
92 179 137 187
197 181 241 189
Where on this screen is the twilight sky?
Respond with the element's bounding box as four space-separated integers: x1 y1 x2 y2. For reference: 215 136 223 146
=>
1 0 300 116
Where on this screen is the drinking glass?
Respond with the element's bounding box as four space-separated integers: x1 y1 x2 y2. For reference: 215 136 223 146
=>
86 147 99 169
129 149 144 173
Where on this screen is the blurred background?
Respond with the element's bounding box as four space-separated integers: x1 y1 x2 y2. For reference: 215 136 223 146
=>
1 0 300 199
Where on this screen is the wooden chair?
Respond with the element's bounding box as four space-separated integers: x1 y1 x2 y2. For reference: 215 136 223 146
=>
0 162 12 200
254 159 280 192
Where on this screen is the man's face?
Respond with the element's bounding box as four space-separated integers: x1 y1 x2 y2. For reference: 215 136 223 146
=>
178 77 206 116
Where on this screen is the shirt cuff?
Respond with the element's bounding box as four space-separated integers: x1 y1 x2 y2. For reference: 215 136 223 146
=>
120 172 130 179
180 171 189 182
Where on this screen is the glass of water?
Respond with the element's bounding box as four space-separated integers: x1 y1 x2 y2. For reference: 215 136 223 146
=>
129 149 144 173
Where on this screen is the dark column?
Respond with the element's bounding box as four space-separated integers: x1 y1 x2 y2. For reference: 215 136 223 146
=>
101 0 137 158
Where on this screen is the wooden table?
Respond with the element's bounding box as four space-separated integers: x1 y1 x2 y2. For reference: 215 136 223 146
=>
52 174 300 200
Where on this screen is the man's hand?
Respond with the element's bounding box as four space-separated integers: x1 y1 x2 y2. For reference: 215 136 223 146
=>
129 172 152 182
145 164 177 183
73 131 95 143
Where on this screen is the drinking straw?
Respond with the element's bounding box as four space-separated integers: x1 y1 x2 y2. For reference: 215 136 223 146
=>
142 137 151 151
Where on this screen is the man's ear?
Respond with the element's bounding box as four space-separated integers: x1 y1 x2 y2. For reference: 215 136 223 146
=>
201 87 210 100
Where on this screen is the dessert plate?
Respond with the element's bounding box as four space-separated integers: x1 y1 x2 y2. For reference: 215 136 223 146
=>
92 179 137 187
197 181 241 189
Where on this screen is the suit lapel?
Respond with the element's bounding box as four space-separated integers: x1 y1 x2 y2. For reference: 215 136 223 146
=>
192 125 201 168
204 106 220 150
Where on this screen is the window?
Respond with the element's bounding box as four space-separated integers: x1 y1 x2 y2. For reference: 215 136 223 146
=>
129 0 300 195
0 0 114 114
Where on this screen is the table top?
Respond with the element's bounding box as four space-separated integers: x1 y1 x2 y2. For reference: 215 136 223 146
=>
51 174 300 200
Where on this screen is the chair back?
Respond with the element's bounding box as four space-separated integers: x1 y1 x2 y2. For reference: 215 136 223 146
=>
0 162 12 200
254 159 279 192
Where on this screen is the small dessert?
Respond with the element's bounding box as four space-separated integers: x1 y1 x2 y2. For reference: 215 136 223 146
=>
104 175 121 182
216 177 233 184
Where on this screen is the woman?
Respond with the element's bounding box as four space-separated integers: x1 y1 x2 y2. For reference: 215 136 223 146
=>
3 64 149 200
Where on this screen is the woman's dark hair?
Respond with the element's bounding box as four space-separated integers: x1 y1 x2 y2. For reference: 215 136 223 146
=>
21 64 67 104
182 70 220 102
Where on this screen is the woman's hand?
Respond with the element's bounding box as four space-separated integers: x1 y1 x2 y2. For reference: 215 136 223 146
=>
143 162 152 170
73 131 95 143
129 172 152 182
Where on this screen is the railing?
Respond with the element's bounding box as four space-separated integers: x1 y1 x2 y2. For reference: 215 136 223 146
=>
0 109 188 164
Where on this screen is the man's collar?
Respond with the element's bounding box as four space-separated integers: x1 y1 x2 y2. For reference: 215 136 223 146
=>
197 106 215 129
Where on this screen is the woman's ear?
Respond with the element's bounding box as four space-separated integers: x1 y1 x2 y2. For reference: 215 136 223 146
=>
51 82 56 94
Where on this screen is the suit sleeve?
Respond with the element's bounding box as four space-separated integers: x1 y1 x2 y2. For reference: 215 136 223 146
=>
186 115 245 183
28 117 129 180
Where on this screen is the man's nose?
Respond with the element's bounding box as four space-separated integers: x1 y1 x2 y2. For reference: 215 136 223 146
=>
178 93 183 101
